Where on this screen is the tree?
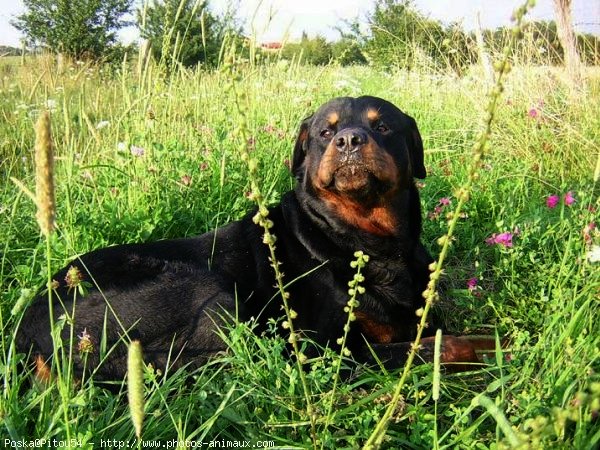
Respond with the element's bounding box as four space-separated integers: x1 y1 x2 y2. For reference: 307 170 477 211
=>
365 0 454 70
139 0 236 68
332 38 367 65
11 0 133 60
553 0 582 83
281 33 333 65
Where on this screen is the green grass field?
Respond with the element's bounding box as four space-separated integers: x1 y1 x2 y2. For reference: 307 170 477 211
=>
0 52 599 449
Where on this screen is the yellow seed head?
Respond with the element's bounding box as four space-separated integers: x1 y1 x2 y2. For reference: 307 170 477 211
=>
35 110 56 236
127 340 145 438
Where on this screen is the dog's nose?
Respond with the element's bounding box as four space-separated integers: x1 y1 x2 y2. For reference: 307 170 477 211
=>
334 129 368 153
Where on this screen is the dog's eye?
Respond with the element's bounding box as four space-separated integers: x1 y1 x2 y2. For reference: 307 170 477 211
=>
374 122 390 134
320 129 334 139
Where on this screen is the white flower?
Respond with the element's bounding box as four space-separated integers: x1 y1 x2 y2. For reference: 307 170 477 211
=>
45 99 58 110
96 120 110 130
586 245 600 263
130 145 145 157
284 80 308 90
117 142 127 151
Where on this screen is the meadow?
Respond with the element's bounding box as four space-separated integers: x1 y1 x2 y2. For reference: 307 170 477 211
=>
0 49 599 449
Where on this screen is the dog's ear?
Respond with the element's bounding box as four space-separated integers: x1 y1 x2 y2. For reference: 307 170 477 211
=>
291 114 313 179
405 116 426 179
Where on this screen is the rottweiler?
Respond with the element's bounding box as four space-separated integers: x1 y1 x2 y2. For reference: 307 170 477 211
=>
17 96 486 380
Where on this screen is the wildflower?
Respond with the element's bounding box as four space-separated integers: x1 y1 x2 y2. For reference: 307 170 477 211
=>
334 79 352 89
563 191 576 206
527 108 539 119
44 99 58 111
117 142 127 152
180 175 192 186
583 223 596 244
96 120 110 130
586 245 600 263
486 232 514 248
263 124 276 134
546 194 559 208
77 328 94 354
65 266 84 289
197 125 213 136
80 170 93 182
467 277 478 292
428 197 451 220
284 80 308 90
199 162 208 171
130 145 145 157
428 205 443 220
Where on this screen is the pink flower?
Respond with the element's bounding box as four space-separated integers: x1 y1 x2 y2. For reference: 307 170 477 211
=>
429 197 452 220
428 205 443 220
467 277 478 291
180 175 192 186
546 194 559 208
563 191 576 206
263 124 276 134
486 232 514 248
528 108 539 119
130 145 145 157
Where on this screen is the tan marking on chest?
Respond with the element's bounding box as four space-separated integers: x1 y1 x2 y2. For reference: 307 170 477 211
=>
318 191 398 236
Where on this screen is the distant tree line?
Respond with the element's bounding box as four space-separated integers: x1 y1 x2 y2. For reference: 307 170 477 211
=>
284 0 599 70
0 45 22 57
9 0 600 69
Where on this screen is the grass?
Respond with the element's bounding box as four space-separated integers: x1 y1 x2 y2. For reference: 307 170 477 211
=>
0 50 599 449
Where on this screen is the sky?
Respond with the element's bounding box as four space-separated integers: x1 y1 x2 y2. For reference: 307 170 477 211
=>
0 0 598 47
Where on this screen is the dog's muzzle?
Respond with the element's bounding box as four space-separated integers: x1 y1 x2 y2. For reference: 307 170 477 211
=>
333 128 369 163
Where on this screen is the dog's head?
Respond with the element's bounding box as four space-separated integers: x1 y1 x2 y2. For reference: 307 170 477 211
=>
291 96 425 236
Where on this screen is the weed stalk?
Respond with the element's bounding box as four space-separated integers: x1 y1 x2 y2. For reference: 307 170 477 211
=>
221 44 318 447
34 109 74 440
324 251 369 432
363 1 536 448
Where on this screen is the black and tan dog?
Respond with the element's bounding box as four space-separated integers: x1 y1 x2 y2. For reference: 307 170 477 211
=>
17 96 487 380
